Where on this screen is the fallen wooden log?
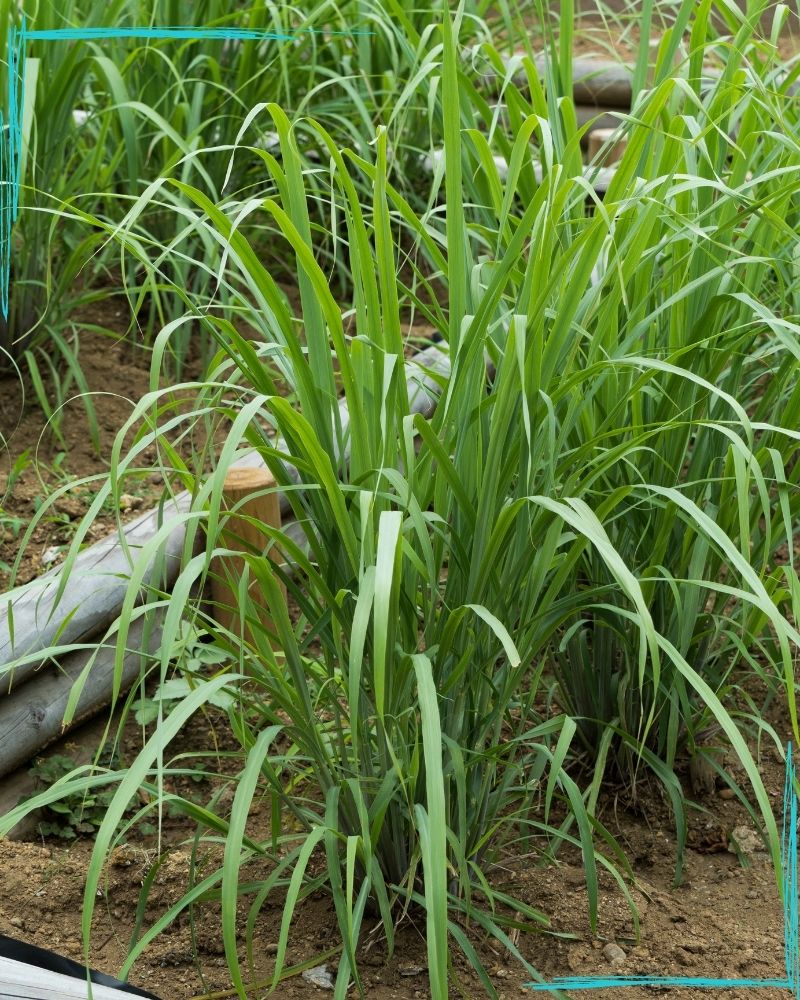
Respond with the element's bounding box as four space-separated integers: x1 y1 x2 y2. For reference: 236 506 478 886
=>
422 147 619 195
474 48 798 106
0 515 313 780
470 51 636 108
548 56 635 109
473 50 720 107
0 610 164 779
0 496 191 694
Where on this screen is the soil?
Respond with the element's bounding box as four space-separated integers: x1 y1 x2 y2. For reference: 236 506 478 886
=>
0 693 792 1000
542 3 800 60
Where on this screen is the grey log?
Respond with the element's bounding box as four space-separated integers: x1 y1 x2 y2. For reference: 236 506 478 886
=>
0 610 164 778
470 50 636 107
477 49 797 107
422 147 619 196
0 496 191 693
0 516 310 783
552 56 635 109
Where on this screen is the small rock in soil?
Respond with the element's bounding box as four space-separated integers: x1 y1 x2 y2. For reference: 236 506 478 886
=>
681 941 707 954
302 964 334 990
729 825 767 857
54 498 83 520
602 942 626 966
41 545 61 566
399 966 425 977
119 493 144 511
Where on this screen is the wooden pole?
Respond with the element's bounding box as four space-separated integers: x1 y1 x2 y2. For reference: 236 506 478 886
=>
209 465 286 644
587 127 628 165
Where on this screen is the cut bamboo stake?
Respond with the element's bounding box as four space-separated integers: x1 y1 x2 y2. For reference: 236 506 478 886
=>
587 126 629 165
209 465 285 642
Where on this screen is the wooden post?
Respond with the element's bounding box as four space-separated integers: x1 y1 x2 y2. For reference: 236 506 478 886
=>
210 466 285 645
587 127 628 165
575 105 624 140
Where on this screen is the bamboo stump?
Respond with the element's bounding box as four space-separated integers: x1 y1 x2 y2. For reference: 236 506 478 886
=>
587 127 628 165
210 466 285 646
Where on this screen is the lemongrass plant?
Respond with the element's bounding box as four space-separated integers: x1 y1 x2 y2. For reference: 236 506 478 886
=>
3 2 800 998
1 0 506 378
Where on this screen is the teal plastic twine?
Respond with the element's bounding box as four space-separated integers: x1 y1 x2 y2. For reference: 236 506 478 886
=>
1 20 25 321
784 742 799 996
0 19 371 321
527 743 799 995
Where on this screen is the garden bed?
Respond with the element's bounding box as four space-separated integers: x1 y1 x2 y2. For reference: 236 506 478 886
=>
1 4 799 999
6 348 784 995
0 700 790 1000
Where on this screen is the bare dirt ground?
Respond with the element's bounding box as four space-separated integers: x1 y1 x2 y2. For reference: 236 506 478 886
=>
0 298 219 591
552 2 800 60
0 311 184 591
0 697 792 999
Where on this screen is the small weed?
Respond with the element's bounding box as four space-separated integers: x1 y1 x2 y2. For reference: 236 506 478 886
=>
131 624 236 726
5 448 31 492
24 750 156 840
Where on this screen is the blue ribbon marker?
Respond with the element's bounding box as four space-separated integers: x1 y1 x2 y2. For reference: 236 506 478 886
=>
0 19 371 322
526 743 799 995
